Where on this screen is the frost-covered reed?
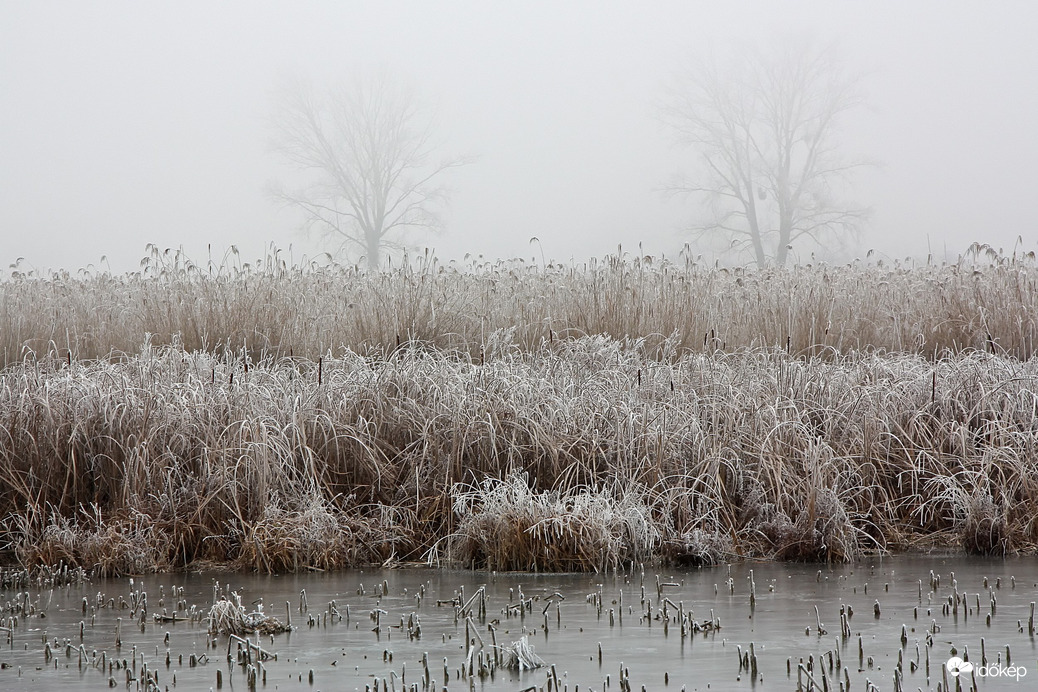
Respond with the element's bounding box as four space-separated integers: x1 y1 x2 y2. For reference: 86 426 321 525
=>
2 243 1037 368
1 331 1035 574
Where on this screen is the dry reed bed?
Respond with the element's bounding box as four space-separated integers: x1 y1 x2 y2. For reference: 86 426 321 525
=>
2 245 1038 368
0 335 1035 574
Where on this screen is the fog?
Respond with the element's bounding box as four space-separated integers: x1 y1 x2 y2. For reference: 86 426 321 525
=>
2 1 1036 272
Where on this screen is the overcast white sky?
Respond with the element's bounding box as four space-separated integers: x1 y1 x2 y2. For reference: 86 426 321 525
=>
2 1 1037 272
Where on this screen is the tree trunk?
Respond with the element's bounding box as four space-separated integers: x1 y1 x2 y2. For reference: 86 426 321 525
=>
364 228 381 270
745 194 769 268
775 210 793 267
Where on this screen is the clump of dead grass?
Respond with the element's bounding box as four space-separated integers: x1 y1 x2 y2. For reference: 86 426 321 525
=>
752 487 860 562
233 489 395 572
662 529 733 567
500 635 545 670
208 591 291 635
10 505 170 577
443 472 659 572
960 493 1009 555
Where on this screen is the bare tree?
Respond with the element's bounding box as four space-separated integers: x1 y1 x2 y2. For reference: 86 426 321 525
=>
661 41 869 267
270 73 467 268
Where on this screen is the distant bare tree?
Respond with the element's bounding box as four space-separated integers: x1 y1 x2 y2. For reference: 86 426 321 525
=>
661 41 869 267
270 73 467 268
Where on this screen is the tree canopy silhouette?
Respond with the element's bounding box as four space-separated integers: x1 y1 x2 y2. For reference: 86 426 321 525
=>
270 73 467 268
662 42 869 267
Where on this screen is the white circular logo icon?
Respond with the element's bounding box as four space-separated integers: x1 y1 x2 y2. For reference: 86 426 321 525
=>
947 657 974 677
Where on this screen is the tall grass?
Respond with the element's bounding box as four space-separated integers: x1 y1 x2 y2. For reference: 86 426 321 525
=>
1 332 1035 573
2 243 1037 368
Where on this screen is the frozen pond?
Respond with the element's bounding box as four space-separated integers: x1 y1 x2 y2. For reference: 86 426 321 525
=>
1 555 1036 691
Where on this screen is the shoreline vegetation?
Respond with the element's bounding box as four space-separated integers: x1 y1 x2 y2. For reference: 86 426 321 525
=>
1 245 1037 575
